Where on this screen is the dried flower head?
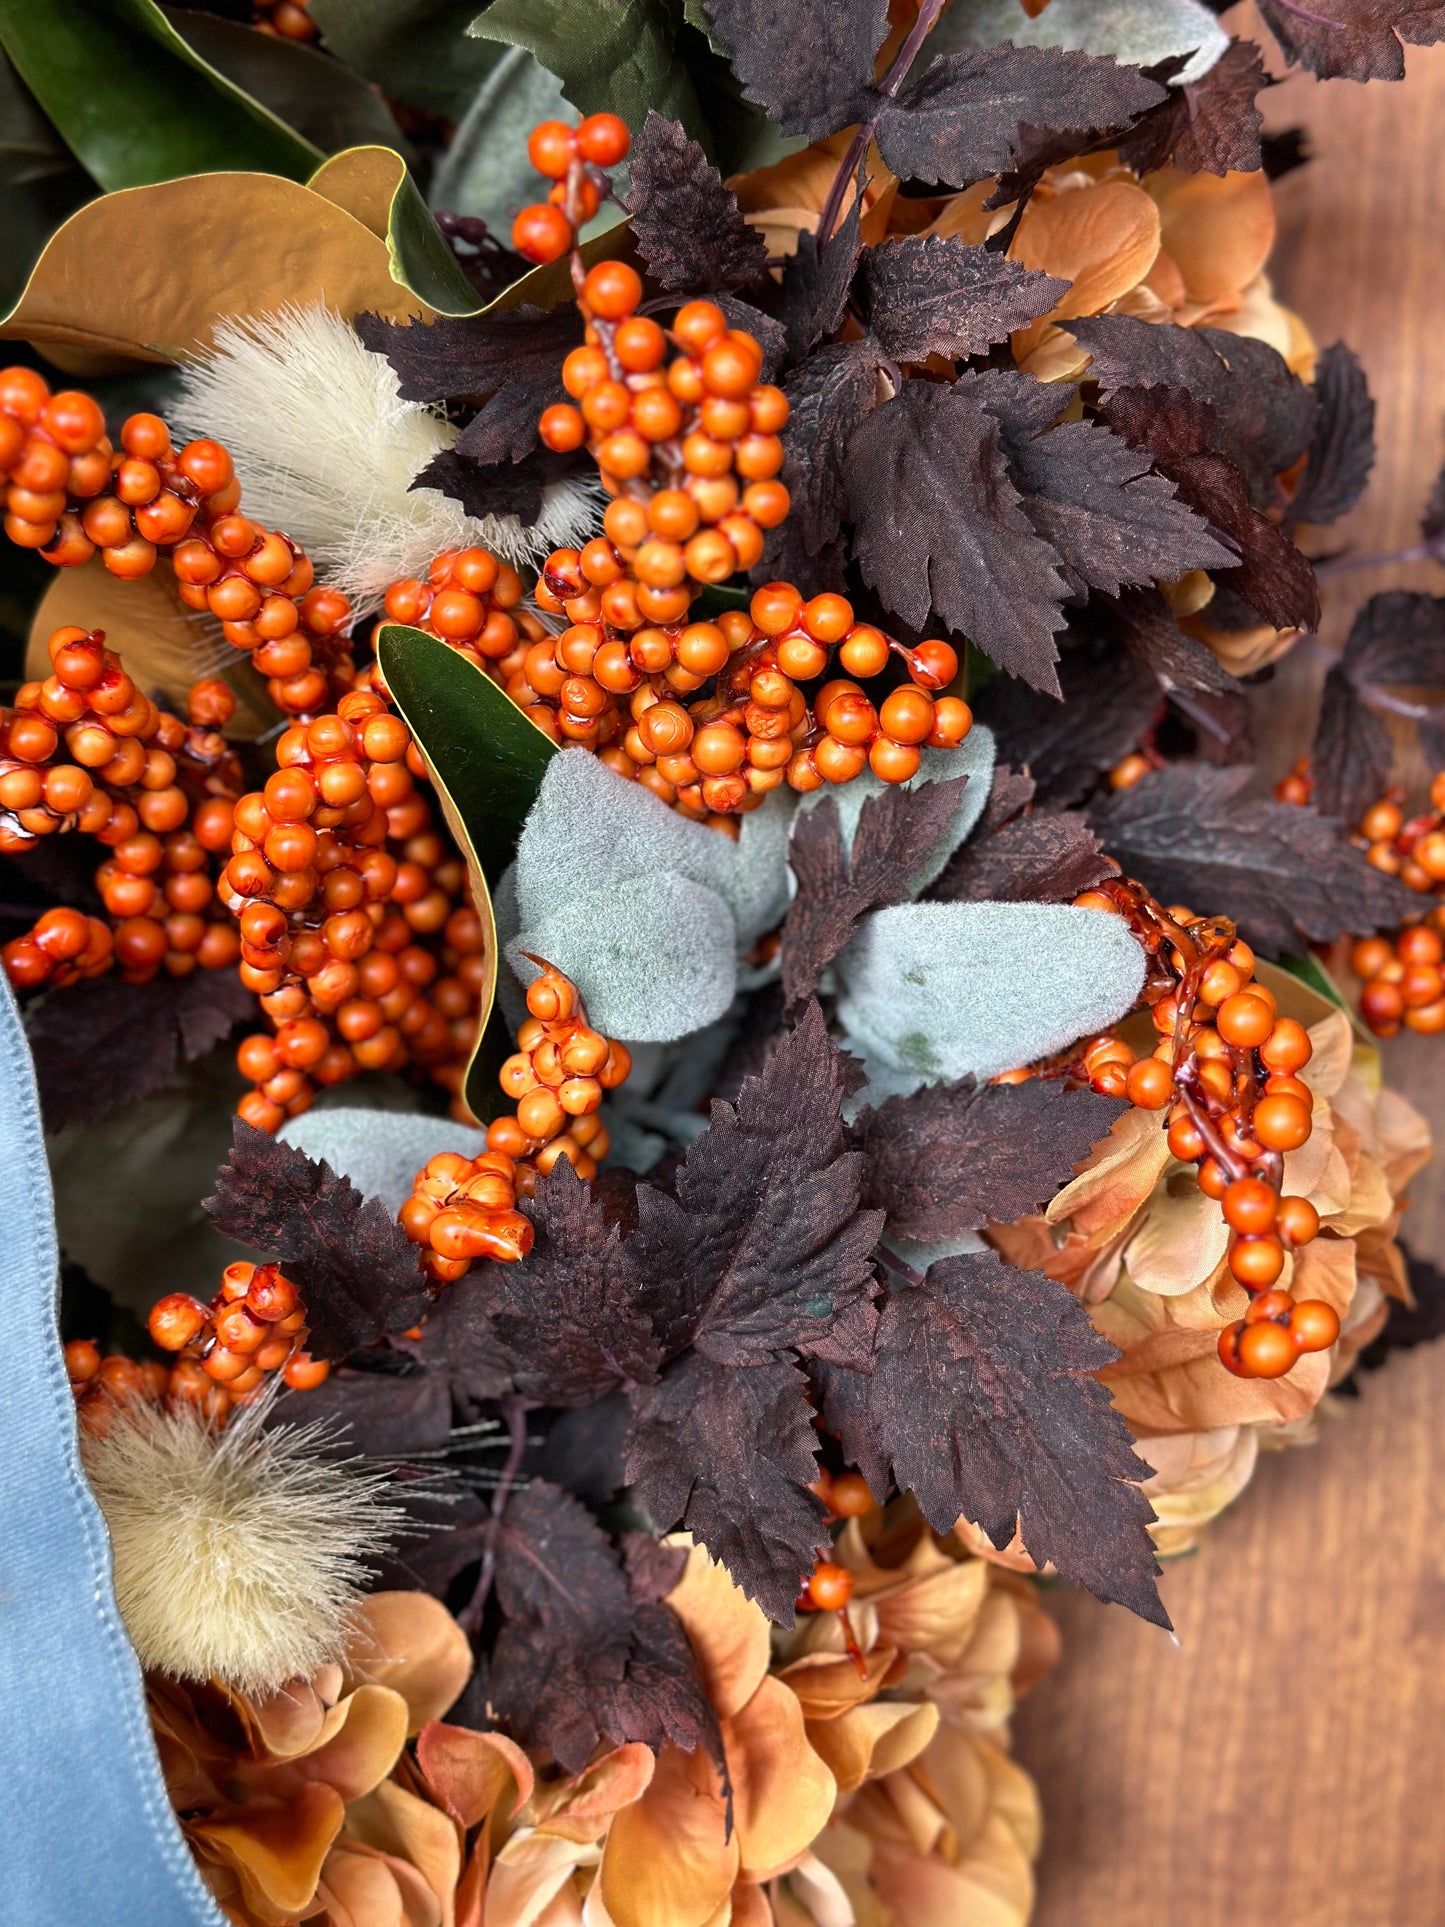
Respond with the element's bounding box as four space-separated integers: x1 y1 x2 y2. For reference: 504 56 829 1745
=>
81 1393 402 1696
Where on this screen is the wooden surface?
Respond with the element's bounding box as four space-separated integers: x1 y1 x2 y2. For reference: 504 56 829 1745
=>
1013 35 1445 1927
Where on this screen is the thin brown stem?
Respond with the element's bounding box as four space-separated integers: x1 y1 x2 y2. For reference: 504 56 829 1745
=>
815 0 945 245
458 1397 532 1635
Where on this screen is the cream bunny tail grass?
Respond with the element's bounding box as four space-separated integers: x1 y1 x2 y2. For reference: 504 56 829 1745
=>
80 1390 403 1696
171 304 601 613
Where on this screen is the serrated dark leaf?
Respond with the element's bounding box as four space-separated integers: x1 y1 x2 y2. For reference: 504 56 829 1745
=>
807 1356 890 1500
395 1265 515 1412
975 614 1162 807
1288 341 1375 528
983 391 1234 599
1119 37 1267 176
868 1251 1167 1624
1108 586 1239 697
781 776 973 1007
536 1395 632 1505
626 111 768 291
1310 591 1445 822
28 969 256 1132
1254 0 1445 81
204 1121 429 1357
874 42 1165 189
1088 762 1417 956
621 1531 688 1604
931 806 1114 905
1074 315 1316 506
484 1161 660 1407
356 306 583 465
860 236 1065 362
777 179 863 360
976 763 1037 834
857 1078 1122 1242
1099 383 1320 632
410 445 578 526
278 1362 453 1458
625 1351 827 1624
771 339 881 564
705 0 888 139
846 379 1068 692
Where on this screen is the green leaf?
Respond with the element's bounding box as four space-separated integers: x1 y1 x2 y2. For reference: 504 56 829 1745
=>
0 0 321 190
470 0 713 153
309 0 506 119
428 43 571 229
161 8 413 159
0 51 91 312
306 145 487 315
378 624 557 880
378 623 557 1119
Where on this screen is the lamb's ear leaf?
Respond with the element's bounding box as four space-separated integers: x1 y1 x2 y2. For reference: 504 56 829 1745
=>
0 0 321 191
377 622 559 1116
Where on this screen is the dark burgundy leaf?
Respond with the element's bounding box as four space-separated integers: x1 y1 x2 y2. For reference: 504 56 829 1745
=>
868 1250 1167 1624
628 1002 882 1365
860 235 1065 361
714 294 787 379
626 112 768 292
975 763 1037 834
1073 315 1316 505
1107 586 1238 697
625 1350 827 1624
28 968 256 1132
976 615 1162 807
983 395 1234 599
807 1357 890 1501
355 306 583 464
857 1079 1122 1242
771 339 881 564
1088 762 1417 956
374 1488 493 1601
705 0 888 139
1287 341 1375 528
1310 591 1445 822
1099 383 1320 632
1354 1245 1445 1375
484 1161 660 1407
536 1395 632 1505
931 806 1114 905
781 776 974 1007
621 1531 688 1604
204 1121 429 1358
845 379 1069 692
875 43 1165 188
410 445 575 526
1119 37 1267 176
1253 0 1445 81
396 1266 515 1411
279 1363 453 1458
776 180 863 360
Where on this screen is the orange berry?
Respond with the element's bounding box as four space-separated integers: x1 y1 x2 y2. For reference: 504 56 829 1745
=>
527 119 577 178
1222 1177 1277 1235
1125 1057 1173 1110
1288 1298 1341 1353
1236 1319 1298 1378
1229 1233 1285 1289
583 261 643 320
512 203 573 265
576 112 630 166
673 301 728 353
1216 992 1274 1049
806 1562 854 1611
1253 1092 1312 1152
1276 1195 1320 1246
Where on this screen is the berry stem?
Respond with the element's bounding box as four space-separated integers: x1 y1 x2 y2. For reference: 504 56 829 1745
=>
458 1395 532 1635
814 0 946 245
876 1242 928 1289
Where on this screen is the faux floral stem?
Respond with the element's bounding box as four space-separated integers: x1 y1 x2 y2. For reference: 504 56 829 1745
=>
877 1243 928 1288
458 1397 532 1635
815 0 945 245
1272 0 1345 25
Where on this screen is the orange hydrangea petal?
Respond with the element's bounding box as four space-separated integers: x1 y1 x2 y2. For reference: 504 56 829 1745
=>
599 1743 738 1927
805 1700 940 1793
1010 179 1161 320
188 1782 346 1918
775 1644 898 1720
345 1593 473 1735
344 1781 462 1925
535 1743 658 1846
664 1542 772 1719
724 1676 837 1880
1146 167 1275 306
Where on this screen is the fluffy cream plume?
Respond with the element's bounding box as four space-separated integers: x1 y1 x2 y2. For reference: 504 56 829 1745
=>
171 304 600 612
81 1393 403 1696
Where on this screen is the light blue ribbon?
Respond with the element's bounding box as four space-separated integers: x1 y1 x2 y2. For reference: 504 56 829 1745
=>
0 977 224 1926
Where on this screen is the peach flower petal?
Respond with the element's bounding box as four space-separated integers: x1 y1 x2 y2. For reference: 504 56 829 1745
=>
665 1541 772 1719
345 1781 463 1927
489 1831 599 1927
805 1700 941 1793
724 1675 838 1878
415 1721 533 1831
775 1645 897 1720
600 1743 738 1927
535 1744 658 1847
1147 167 1275 305
346 1592 474 1735
1122 1168 1230 1296
317 1838 411 1927
1010 179 1161 320
189 1781 346 1917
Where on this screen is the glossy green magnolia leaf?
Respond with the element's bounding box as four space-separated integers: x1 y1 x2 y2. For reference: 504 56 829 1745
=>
0 52 92 312
0 0 321 190
470 0 713 152
307 146 486 316
162 8 413 160
308 0 506 120
378 623 557 1119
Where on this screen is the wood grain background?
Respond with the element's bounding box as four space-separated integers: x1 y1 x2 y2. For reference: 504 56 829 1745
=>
1013 30 1445 1926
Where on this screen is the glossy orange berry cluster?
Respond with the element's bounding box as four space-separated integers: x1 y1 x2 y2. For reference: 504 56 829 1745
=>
400 1150 534 1282
381 545 539 675
485 959 629 1187
1349 774 1445 895
1068 880 1340 1380
511 113 631 265
146 1261 326 1409
0 371 354 719
226 687 488 1130
1349 918 1445 1037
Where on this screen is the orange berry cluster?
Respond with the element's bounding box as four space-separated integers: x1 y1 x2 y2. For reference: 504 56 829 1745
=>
381 545 536 675
400 961 630 1282
225 687 487 1131
1349 919 1445 1037
0 369 354 719
66 1261 326 1434
252 0 317 41
511 113 632 266
1350 773 1445 895
1068 880 1340 1379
